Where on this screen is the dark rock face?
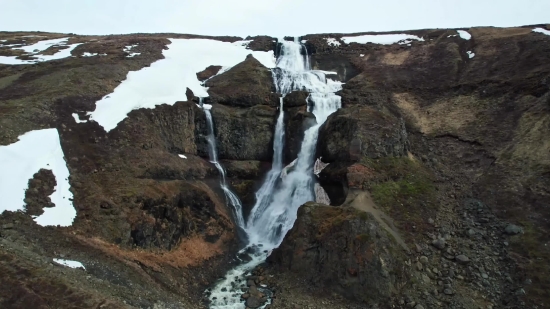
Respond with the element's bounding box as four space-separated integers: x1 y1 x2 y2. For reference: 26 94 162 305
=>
317 106 409 162
206 54 278 108
269 202 407 305
246 36 277 52
24 169 56 216
284 107 316 162
201 104 277 161
130 182 226 249
196 65 222 81
310 53 360 83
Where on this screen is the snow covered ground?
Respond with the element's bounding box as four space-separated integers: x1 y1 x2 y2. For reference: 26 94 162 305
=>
0 37 82 65
0 128 76 227
341 33 424 45
13 37 68 53
87 38 276 132
325 38 341 46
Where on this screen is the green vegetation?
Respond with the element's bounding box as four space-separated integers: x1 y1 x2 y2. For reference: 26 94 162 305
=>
357 212 370 221
362 156 437 240
355 233 370 243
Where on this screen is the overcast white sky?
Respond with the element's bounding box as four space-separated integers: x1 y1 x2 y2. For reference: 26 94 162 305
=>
1 0 549 38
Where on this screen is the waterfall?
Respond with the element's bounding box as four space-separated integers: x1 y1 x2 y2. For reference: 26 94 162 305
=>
207 37 342 309
245 38 342 248
200 100 245 228
246 97 285 226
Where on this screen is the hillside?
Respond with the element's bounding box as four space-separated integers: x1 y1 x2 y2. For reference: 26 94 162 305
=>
0 25 549 309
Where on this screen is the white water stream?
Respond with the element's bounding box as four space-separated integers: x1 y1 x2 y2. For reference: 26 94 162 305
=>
201 100 245 228
207 38 342 309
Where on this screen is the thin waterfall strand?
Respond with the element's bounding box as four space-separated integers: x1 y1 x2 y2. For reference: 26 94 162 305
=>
201 101 245 228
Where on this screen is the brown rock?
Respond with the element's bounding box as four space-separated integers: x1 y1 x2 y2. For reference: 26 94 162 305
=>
196 65 222 82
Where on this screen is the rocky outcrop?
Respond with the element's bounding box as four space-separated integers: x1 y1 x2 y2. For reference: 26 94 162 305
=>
130 181 230 249
269 202 408 305
24 169 56 216
196 65 222 81
246 36 277 52
317 106 409 162
283 90 308 107
205 54 279 108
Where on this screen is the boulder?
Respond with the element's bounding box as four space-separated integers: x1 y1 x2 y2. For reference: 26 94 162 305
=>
505 224 523 235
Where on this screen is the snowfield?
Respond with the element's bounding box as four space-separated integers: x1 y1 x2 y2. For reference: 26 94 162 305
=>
0 129 76 227
341 33 424 45
87 38 276 132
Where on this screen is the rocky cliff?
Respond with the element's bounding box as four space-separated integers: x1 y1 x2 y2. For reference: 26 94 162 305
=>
1 25 549 309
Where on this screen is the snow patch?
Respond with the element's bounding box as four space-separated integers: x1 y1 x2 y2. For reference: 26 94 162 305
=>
325 38 341 46
196 103 213 110
301 39 307 44
0 40 82 65
533 28 550 36
360 54 365 57
14 37 69 53
82 52 106 57
53 259 85 269
232 40 251 47
72 113 87 123
448 34 458 38
467 51 475 58
457 30 472 40
341 33 424 45
123 44 140 58
319 70 337 75
0 129 76 227
178 154 187 159
88 38 275 132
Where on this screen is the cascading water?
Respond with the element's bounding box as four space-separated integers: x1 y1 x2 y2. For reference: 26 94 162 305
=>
200 100 245 228
207 38 342 309
246 38 342 248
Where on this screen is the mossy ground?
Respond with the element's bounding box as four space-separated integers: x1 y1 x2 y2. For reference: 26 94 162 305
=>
361 156 437 241
509 221 550 305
